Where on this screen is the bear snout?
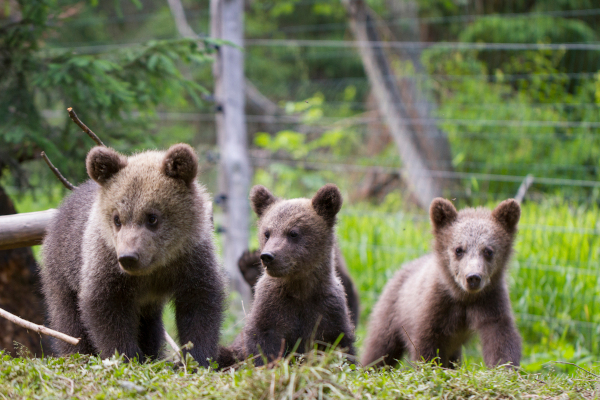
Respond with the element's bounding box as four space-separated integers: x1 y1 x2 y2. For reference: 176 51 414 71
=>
118 252 140 272
260 252 275 263
466 273 482 291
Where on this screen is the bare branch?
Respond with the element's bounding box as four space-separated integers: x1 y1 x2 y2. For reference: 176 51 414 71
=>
401 325 418 357
0 306 80 346
166 0 199 39
166 0 283 117
163 330 183 364
515 174 535 203
67 107 104 147
552 361 600 378
41 152 75 190
164 331 181 354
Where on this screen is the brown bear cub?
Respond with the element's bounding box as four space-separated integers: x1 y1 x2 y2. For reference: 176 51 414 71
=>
362 198 522 369
41 144 225 366
220 184 356 367
237 247 360 327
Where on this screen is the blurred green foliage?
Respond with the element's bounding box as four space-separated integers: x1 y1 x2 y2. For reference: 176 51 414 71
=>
0 0 218 187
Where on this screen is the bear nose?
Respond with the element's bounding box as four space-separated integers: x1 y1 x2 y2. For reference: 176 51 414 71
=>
118 253 139 270
260 252 275 264
466 273 482 290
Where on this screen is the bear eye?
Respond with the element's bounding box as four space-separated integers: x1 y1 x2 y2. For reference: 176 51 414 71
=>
264 231 270 239
455 247 464 257
147 214 158 226
289 230 299 238
483 247 494 259
114 215 121 228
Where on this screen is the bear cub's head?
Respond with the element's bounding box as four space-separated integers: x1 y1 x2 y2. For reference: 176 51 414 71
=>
249 184 342 279
86 143 202 276
430 198 521 295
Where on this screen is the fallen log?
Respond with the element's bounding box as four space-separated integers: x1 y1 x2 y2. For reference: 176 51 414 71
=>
0 209 56 251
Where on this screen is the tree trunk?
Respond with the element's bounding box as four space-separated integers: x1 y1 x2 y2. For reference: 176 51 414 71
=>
211 0 253 305
0 185 48 357
342 0 444 209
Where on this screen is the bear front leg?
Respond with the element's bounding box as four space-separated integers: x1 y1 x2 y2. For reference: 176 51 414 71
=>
174 286 223 368
245 328 288 367
478 317 522 368
335 330 356 357
138 304 165 360
44 286 96 356
411 329 444 365
362 329 405 368
448 348 462 368
79 282 143 361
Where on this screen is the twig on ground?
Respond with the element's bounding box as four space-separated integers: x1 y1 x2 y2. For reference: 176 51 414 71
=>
403 357 417 369
0 307 79 346
164 331 182 363
67 107 104 147
41 152 75 190
401 325 419 358
551 361 600 378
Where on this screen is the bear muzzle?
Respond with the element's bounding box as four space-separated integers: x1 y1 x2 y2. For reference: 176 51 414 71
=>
118 252 140 271
259 252 294 278
466 273 482 291
260 252 275 263
117 251 155 276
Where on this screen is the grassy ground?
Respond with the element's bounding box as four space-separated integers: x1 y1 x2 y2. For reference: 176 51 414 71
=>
2 349 599 399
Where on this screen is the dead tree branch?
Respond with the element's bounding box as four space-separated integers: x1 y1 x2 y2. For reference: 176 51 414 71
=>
166 0 282 117
341 0 443 209
515 174 534 203
0 306 80 346
41 152 75 190
67 107 104 146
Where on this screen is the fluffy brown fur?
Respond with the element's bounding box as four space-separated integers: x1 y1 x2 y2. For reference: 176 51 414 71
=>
237 247 360 327
362 198 522 369
219 184 355 368
41 144 225 366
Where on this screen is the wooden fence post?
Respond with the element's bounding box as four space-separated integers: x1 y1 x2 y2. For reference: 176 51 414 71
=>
210 0 253 305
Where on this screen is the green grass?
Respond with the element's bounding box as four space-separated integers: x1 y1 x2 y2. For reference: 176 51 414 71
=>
1 349 598 399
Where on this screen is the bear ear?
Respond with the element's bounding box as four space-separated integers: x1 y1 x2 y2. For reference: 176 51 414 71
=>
162 143 198 186
86 146 127 185
430 198 458 231
492 199 521 233
250 185 277 217
312 184 343 227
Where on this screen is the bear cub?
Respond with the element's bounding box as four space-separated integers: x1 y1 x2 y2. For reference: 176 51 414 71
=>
41 144 225 366
362 198 522 368
220 184 356 367
237 247 360 328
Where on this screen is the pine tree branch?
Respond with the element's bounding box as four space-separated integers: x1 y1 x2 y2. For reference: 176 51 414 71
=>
0 306 80 346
